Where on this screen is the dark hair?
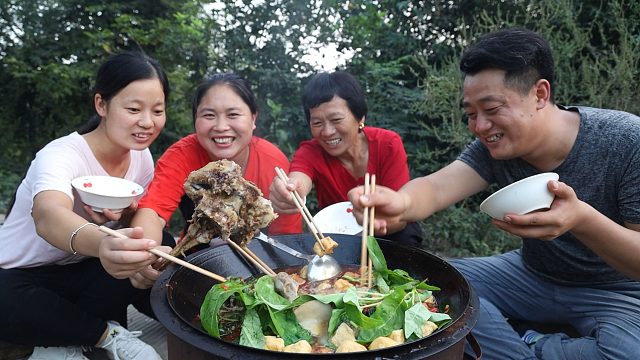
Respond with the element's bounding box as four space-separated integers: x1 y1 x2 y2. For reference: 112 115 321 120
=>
5 52 169 217
302 71 368 123
191 73 258 126
78 51 170 134
460 27 555 102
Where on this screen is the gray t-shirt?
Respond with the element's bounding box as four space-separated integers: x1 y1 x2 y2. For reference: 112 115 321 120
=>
458 106 640 285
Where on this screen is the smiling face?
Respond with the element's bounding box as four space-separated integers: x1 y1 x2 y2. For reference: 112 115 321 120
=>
194 84 257 167
462 69 542 161
309 96 364 158
95 78 166 151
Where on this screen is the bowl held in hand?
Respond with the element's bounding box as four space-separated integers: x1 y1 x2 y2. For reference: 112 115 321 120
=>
480 172 559 220
71 175 144 213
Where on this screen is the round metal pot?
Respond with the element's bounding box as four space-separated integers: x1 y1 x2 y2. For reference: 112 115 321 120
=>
151 234 478 359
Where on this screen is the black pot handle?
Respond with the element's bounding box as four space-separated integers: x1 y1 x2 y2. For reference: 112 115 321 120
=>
466 332 482 359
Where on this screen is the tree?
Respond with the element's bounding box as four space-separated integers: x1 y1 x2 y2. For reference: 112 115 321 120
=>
0 0 214 206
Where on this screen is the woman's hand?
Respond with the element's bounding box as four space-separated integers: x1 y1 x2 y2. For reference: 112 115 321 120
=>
491 180 584 240
128 245 171 289
83 200 138 225
269 176 304 214
98 226 163 285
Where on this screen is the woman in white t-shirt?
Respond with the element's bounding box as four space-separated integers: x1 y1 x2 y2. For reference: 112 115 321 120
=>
0 52 170 360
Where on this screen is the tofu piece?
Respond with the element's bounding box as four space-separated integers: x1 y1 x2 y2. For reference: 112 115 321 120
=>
388 329 405 343
264 336 284 351
334 278 354 292
330 322 357 348
313 236 338 256
283 339 312 353
421 321 438 337
335 340 367 353
368 336 400 350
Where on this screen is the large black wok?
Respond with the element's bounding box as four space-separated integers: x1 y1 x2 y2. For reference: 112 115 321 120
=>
151 234 479 359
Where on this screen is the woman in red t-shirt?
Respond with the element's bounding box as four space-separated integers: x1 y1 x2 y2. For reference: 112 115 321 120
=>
269 71 422 246
132 73 302 248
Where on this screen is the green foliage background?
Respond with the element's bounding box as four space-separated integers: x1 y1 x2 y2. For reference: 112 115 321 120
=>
1 0 638 257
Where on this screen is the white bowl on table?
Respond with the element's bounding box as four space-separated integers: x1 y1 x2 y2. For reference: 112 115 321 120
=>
71 176 144 213
312 201 363 235
479 172 559 220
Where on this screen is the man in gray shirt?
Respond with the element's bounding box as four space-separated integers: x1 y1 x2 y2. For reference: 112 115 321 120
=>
349 27 640 359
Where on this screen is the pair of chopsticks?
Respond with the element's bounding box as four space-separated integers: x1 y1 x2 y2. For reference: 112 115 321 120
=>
98 226 227 283
274 167 327 252
225 239 277 277
360 173 376 287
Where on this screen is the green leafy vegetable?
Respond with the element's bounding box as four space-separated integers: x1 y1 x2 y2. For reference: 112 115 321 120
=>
404 302 432 339
367 235 387 271
200 278 247 337
327 308 347 336
239 308 265 348
252 276 290 310
357 288 406 342
266 306 312 345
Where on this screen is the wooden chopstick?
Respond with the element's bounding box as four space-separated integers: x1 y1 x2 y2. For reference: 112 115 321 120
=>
242 245 277 276
274 167 321 239
367 175 376 288
275 167 326 250
226 239 276 276
98 226 227 283
360 173 370 285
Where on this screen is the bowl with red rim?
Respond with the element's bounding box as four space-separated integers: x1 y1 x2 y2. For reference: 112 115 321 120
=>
71 176 144 213
480 172 559 220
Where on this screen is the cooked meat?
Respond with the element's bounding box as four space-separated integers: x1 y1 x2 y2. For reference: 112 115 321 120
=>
170 159 277 258
274 272 299 301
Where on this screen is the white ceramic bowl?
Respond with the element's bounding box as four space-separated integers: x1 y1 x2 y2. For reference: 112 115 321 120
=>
71 176 144 213
479 172 559 220
312 201 363 235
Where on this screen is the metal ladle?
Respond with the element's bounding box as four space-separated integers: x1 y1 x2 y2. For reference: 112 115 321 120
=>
255 232 341 281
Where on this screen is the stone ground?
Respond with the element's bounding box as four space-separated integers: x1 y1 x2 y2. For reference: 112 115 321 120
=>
0 306 167 360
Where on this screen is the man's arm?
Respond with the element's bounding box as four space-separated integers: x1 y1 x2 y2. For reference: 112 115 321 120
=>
494 181 640 280
349 160 488 233
575 215 640 281
401 160 489 221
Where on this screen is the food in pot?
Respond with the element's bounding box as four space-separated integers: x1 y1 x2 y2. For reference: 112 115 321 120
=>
199 237 452 353
273 272 300 301
171 159 277 257
312 236 338 256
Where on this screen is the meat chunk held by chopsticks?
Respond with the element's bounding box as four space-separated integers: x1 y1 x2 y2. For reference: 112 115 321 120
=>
170 159 277 258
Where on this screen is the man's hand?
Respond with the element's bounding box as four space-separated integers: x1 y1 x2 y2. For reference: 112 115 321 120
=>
492 180 585 240
348 185 410 235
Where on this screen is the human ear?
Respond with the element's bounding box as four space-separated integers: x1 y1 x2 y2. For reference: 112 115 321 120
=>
94 94 107 117
534 79 551 109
